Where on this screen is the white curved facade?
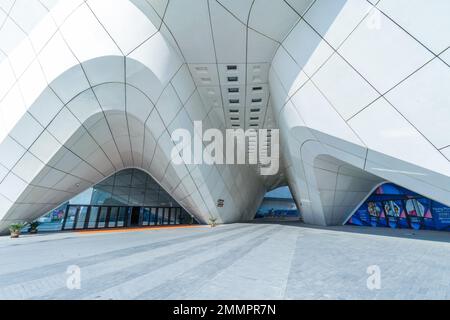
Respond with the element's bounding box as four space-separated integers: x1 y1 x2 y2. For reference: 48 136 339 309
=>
0 0 448 233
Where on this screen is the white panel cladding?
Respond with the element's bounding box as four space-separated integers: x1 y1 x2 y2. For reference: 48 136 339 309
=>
0 0 266 234
270 0 450 226
0 0 448 233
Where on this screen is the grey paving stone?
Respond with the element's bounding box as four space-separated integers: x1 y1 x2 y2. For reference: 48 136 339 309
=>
0 222 449 300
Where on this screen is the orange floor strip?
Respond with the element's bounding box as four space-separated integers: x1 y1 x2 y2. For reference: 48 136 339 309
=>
76 225 206 235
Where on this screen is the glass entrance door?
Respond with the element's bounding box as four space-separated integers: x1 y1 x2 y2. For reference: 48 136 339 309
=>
130 207 141 227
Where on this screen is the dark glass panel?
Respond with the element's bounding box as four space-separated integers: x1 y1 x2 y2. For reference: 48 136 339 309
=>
117 207 127 227
150 208 157 226
157 209 164 225
88 207 99 228
115 170 133 187
163 208 170 225
142 208 150 226
76 207 89 229
98 207 108 228
91 186 113 206
108 207 118 228
64 206 77 230
111 187 130 206
131 169 148 188
129 188 145 206
170 208 177 225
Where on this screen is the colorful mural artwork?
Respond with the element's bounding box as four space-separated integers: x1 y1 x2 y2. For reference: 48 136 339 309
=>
347 184 450 231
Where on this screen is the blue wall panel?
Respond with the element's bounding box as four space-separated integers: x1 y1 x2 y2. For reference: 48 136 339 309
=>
347 184 450 231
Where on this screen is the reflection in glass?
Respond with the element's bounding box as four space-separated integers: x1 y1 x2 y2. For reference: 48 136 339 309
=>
64 207 77 230
129 188 145 207
117 207 127 227
88 207 99 228
142 208 150 226
179 210 191 225
91 187 113 206
150 208 157 226
97 174 115 187
170 208 176 225
176 208 182 224
109 207 118 228
90 169 179 208
132 170 147 188
98 207 108 228
37 169 194 232
164 208 170 225
76 207 89 229
115 170 132 187
108 186 127 206
158 209 164 225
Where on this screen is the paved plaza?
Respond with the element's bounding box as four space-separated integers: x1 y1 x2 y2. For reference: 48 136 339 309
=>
0 222 449 300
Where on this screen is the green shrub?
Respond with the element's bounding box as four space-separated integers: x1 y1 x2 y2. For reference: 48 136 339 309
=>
9 223 26 233
29 221 40 233
209 218 218 228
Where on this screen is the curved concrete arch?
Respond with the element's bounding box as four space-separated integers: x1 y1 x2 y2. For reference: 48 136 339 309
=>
270 0 450 226
0 70 265 232
0 0 266 233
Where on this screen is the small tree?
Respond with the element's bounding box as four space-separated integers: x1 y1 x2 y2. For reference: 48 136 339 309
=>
209 217 218 228
9 223 27 238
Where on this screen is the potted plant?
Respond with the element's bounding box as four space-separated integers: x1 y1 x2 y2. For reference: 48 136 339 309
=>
209 217 218 228
28 221 40 234
9 223 26 238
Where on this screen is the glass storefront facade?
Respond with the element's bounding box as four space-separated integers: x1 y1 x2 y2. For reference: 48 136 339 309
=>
37 169 196 232
62 205 190 231
88 168 181 208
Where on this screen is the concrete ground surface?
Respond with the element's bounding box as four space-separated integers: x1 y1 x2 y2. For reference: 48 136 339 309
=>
0 222 449 300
